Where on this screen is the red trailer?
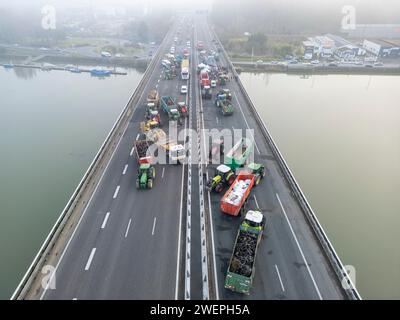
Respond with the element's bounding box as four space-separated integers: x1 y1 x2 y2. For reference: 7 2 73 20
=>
220 173 255 216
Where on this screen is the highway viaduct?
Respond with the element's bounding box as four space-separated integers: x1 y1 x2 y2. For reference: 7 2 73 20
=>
12 13 360 301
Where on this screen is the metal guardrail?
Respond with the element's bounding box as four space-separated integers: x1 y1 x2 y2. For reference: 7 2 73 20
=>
210 23 361 300
11 26 172 300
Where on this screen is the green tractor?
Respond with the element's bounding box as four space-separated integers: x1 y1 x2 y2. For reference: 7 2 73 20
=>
164 69 172 80
206 164 236 193
136 163 156 189
245 163 266 186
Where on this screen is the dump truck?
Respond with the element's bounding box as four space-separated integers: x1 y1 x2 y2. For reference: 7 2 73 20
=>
215 92 233 116
199 69 210 87
224 210 265 294
134 139 153 164
220 173 255 216
181 59 190 80
225 138 254 170
147 90 160 108
136 163 156 189
160 96 181 122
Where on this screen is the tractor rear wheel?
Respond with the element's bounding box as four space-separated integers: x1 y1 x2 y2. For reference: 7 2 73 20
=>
215 183 224 193
147 179 153 189
255 175 261 186
261 168 266 177
136 179 140 189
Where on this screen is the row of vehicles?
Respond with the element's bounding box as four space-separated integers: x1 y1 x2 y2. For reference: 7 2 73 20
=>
196 39 267 295
134 35 192 190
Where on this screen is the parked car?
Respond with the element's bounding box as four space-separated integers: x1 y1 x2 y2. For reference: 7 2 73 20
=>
256 60 263 64
374 62 384 67
311 60 320 65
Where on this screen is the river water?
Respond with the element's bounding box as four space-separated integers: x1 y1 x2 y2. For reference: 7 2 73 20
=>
0 66 143 299
240 72 400 299
0 67 399 299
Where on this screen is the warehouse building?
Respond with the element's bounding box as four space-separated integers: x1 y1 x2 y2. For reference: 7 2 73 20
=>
363 39 400 57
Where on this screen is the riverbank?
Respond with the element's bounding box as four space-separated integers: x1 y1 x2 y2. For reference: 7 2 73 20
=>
0 53 150 70
233 61 400 75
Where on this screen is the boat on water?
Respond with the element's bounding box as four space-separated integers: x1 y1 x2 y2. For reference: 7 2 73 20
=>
2 63 14 69
64 64 81 73
90 68 111 76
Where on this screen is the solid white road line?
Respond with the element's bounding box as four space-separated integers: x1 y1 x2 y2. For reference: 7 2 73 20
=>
152 217 157 235
136 134 140 140
161 167 165 178
113 186 120 199
233 92 261 154
175 118 187 300
125 219 132 238
130 146 135 156
275 264 285 292
84 248 96 271
275 193 323 300
254 195 260 209
122 164 128 175
206 171 220 300
101 212 110 229
216 116 219 124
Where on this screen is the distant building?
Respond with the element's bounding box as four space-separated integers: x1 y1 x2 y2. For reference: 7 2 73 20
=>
303 36 335 59
303 34 364 60
344 24 400 39
363 39 400 57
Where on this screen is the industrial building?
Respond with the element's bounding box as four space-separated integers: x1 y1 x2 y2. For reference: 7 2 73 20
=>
303 34 365 60
363 39 400 57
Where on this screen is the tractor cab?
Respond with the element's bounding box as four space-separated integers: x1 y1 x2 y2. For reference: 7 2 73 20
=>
222 89 232 101
241 210 265 232
243 162 266 186
207 164 235 193
136 163 156 189
177 102 188 118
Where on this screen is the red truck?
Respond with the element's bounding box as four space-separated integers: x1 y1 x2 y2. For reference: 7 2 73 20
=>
199 69 210 87
220 173 255 216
